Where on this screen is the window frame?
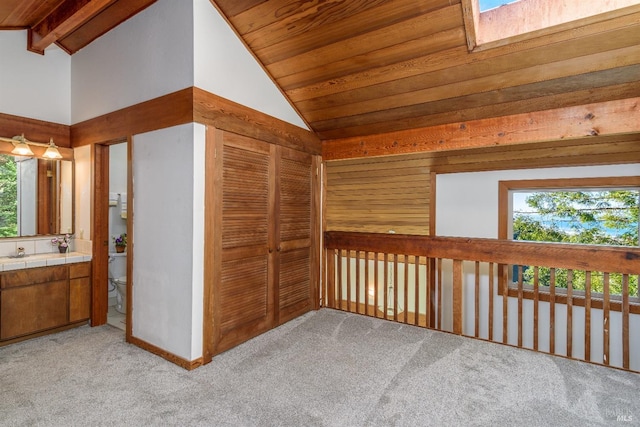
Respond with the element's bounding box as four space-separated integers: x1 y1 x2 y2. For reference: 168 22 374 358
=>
461 0 640 52
497 176 640 314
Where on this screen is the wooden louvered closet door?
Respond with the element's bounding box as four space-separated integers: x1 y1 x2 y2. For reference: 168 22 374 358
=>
210 131 275 355
275 146 314 324
205 129 317 359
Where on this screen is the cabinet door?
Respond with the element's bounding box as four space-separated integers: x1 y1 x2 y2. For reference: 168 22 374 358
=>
69 277 91 322
276 146 314 324
211 131 275 355
0 280 68 340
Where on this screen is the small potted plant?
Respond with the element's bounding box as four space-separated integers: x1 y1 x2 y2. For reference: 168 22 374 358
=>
51 234 72 254
113 233 127 253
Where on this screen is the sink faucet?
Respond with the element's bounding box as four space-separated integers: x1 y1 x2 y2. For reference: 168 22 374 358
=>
16 247 25 258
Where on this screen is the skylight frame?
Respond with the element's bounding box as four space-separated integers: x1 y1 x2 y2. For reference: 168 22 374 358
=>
462 0 640 52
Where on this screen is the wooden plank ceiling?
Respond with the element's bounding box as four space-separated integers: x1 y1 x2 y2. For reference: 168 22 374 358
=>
210 0 640 143
0 0 157 54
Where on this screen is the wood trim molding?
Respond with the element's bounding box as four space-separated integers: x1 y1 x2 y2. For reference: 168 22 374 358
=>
193 87 321 155
71 87 321 156
322 97 640 160
71 88 194 147
128 335 203 370
0 112 71 148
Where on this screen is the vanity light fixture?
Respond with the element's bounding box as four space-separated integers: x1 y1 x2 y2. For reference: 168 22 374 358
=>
1 134 64 159
11 134 34 156
43 138 62 159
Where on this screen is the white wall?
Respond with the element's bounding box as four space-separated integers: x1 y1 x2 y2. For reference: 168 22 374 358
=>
132 123 204 361
108 143 127 253
70 0 194 124
0 31 71 124
74 145 92 241
436 164 640 238
436 163 640 370
193 0 307 129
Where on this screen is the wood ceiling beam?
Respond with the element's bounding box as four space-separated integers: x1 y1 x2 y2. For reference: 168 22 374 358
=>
322 97 640 160
28 0 116 54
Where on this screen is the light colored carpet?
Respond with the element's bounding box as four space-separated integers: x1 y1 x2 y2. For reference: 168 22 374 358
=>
1 308 638 426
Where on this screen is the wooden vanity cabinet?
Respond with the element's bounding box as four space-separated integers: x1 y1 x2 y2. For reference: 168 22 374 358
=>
0 262 91 343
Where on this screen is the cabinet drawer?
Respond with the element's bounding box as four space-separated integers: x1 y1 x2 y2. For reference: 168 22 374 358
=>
0 280 68 340
1 265 67 289
69 262 91 279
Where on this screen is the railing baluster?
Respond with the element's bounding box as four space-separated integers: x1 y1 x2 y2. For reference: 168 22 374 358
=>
533 266 539 351
383 253 389 320
502 265 508 344
623 274 630 370
374 252 380 318
364 251 370 316
414 256 420 326
346 250 352 313
393 254 399 322
518 265 523 348
327 249 336 308
437 258 443 330
550 268 556 354
475 261 480 338
567 270 573 358
404 255 409 324
336 250 343 310
603 272 610 366
585 271 592 362
488 262 494 342
355 250 360 314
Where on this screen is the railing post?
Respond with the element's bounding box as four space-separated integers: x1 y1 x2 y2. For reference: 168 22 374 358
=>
453 259 463 335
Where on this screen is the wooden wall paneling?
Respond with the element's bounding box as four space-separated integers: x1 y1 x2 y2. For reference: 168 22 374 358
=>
0 112 71 148
325 155 431 235
322 97 640 160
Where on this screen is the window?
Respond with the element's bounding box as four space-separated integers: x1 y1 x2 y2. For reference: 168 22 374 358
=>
462 0 640 50
499 176 640 302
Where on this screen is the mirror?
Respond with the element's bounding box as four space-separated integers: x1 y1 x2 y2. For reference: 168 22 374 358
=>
0 154 73 237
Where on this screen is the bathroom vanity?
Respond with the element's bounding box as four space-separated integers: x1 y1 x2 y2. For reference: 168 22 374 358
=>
0 260 91 345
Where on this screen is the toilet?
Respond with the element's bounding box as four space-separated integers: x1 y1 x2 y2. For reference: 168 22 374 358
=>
108 252 127 314
114 276 127 314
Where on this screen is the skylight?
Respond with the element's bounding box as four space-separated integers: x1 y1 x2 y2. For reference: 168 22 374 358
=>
479 0 520 12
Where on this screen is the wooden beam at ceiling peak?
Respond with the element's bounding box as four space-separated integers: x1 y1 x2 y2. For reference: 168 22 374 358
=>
322 97 640 160
28 0 116 54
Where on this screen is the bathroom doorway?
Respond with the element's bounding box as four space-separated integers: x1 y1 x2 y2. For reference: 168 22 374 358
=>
106 142 128 331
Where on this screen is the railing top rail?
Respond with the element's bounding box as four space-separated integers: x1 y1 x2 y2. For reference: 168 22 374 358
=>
324 231 640 275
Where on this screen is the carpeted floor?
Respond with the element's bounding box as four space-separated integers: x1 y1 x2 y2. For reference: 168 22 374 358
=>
1 308 638 426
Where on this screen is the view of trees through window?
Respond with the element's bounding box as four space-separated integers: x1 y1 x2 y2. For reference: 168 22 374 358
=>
0 154 18 237
512 189 639 297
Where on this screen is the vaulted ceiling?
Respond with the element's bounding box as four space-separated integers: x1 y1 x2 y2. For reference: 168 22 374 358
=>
1 0 639 147
210 0 640 141
0 0 156 54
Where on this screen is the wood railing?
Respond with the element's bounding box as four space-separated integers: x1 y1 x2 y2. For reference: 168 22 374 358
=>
324 231 640 372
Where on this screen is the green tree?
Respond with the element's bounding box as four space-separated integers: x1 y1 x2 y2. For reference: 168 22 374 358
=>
0 154 18 237
513 190 639 296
